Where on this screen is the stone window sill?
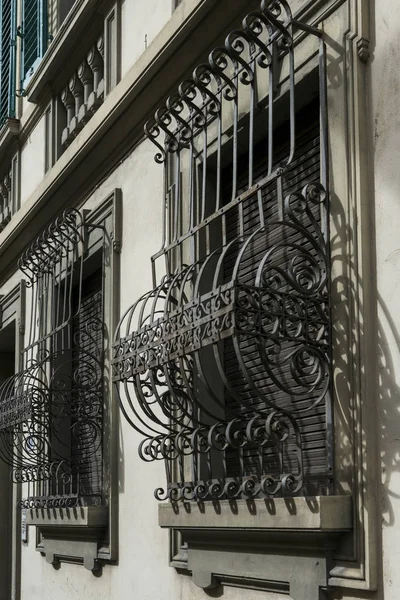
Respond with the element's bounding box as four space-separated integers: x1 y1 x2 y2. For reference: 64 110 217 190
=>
26 505 107 528
159 494 352 531
26 506 108 572
160 495 353 599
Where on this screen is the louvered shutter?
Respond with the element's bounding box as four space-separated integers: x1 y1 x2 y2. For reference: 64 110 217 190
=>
224 107 328 494
20 0 48 87
0 0 17 122
71 270 103 503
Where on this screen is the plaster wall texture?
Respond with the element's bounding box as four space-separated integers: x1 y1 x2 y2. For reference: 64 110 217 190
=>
120 0 172 78
330 2 400 599
370 1 400 599
19 115 46 207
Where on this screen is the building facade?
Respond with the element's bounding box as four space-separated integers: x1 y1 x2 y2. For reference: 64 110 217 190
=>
0 0 398 599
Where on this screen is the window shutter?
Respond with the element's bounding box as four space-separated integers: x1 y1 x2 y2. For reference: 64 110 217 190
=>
224 113 328 494
20 0 48 89
71 271 103 503
0 0 17 122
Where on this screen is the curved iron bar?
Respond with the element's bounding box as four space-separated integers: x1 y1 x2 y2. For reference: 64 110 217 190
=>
113 182 330 499
18 208 84 287
144 0 294 162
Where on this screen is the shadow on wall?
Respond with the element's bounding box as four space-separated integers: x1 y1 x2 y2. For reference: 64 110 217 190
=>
378 296 400 528
330 0 400 596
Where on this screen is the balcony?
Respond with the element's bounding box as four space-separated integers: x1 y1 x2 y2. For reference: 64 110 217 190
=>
60 34 105 149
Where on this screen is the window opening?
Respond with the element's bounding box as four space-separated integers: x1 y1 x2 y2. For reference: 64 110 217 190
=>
18 0 48 93
0 209 105 509
113 0 331 502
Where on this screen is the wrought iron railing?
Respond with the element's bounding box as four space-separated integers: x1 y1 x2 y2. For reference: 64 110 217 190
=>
0 209 104 509
112 0 332 502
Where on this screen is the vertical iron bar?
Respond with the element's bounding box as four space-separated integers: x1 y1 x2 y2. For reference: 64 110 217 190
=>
215 88 223 212
287 45 296 166
248 54 256 189
257 188 265 228
201 113 207 223
267 43 275 175
319 38 333 491
231 69 238 201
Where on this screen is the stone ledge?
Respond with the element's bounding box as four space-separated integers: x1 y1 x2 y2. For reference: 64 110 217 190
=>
161 495 353 599
26 505 108 528
159 494 352 531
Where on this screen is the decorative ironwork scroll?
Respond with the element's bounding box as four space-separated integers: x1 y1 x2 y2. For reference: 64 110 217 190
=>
0 209 104 509
113 0 332 501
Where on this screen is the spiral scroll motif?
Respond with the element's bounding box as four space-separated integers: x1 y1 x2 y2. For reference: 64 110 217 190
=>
113 181 330 500
144 1 294 160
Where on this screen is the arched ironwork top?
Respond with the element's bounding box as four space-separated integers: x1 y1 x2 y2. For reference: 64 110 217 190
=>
18 208 84 286
145 0 300 164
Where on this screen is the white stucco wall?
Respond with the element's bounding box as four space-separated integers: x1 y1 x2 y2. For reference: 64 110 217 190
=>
371 1 400 598
19 115 46 207
120 0 172 79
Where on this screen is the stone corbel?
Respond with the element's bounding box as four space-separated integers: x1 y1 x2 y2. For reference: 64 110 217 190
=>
77 60 94 125
357 37 370 62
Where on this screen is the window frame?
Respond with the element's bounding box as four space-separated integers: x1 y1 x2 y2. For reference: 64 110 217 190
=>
21 189 121 571
112 0 377 595
19 0 49 93
0 150 20 231
156 50 348 598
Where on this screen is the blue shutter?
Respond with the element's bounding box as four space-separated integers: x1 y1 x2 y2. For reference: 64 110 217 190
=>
20 0 48 90
0 0 17 123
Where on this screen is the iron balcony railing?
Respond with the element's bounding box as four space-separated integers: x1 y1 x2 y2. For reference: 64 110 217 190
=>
0 209 104 509
113 0 332 502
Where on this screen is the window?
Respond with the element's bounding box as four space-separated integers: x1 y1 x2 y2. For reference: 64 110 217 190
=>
0 0 17 123
112 1 352 596
0 282 25 599
0 209 103 509
0 193 121 570
19 0 48 90
113 0 332 502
